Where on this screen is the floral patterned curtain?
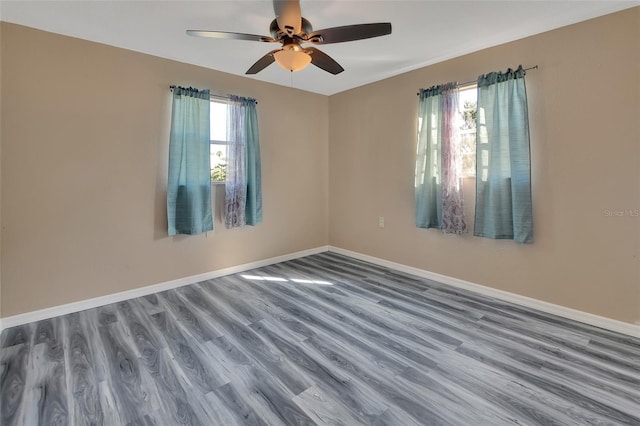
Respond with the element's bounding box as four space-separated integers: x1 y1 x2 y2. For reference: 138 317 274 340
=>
225 96 262 229
440 83 467 234
225 96 248 228
415 83 466 234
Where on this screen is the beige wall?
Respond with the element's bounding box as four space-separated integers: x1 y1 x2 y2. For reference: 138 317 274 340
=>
0 22 3 320
0 23 329 316
2 8 639 325
329 8 640 324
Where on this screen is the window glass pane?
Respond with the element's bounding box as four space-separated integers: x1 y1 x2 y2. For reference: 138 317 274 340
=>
459 87 477 177
210 99 229 182
210 143 227 182
210 101 228 142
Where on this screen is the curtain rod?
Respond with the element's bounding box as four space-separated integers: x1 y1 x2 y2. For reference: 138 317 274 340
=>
169 86 257 104
416 65 538 96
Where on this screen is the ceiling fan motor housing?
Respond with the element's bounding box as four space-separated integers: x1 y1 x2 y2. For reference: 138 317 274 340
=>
270 18 313 41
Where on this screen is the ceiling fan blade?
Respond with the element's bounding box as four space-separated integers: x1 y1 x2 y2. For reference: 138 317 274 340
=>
246 50 279 74
187 30 276 43
306 47 344 75
273 0 302 36
307 23 392 44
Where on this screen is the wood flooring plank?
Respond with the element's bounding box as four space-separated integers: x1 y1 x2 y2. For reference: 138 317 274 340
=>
116 300 207 426
474 318 640 387
588 337 640 362
21 317 69 426
261 271 468 372
203 335 317 426
1 324 31 349
96 306 118 327
95 379 122 425
147 310 220 395
298 304 568 421
96 319 157 424
275 276 450 354
299 332 451 425
369 407 423 426
64 312 104 425
202 276 267 325
239 274 440 372
428 357 583 425
156 290 223 342
292 385 365 426
199 276 318 342
479 314 640 375
452 344 637 425
77 309 124 426
242 370 316 426
286 257 489 331
209 382 272 426
0 343 30 426
249 318 390 421
236 279 413 376
136 294 165 316
3 252 640 425
395 366 519 425
178 285 314 396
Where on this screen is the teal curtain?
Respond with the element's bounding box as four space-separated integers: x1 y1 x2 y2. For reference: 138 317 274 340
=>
167 86 213 235
415 86 443 229
474 66 533 243
243 98 262 225
225 96 262 227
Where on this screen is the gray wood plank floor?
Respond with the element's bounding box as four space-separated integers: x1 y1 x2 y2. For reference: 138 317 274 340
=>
2 252 639 425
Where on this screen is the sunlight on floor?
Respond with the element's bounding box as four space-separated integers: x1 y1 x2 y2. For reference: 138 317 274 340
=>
240 275 333 285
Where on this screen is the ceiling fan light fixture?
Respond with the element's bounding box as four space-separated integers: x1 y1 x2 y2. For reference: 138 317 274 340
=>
273 48 311 72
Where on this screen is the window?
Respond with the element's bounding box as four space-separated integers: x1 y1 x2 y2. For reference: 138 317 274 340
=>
210 99 230 183
458 86 477 177
415 68 532 241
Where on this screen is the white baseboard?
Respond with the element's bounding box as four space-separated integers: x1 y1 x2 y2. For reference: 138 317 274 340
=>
3 244 638 339
328 246 640 338
0 246 330 332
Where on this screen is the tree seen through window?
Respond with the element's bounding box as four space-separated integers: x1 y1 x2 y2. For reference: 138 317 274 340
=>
459 87 477 178
210 100 229 182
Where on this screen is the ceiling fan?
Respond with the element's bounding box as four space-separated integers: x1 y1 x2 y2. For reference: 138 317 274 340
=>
187 0 392 75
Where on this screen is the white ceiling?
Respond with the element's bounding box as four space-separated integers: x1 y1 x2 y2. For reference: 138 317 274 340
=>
1 1 637 95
